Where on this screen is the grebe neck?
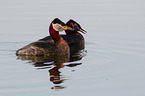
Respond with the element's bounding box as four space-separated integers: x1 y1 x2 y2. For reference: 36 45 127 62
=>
65 30 74 35
49 23 61 42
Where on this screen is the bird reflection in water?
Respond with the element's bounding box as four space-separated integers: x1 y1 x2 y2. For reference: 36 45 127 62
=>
17 50 87 89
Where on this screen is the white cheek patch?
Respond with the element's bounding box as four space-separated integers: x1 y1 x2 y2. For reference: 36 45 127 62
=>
52 23 64 31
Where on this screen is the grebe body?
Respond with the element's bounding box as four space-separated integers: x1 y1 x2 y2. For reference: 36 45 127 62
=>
16 18 70 56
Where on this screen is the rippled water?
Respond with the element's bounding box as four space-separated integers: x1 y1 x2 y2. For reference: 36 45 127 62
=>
1 0 145 96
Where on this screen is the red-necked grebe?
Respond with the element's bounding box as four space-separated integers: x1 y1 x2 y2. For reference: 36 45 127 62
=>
16 18 72 56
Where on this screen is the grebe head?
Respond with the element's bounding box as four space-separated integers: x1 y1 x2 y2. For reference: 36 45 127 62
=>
52 18 68 32
67 19 87 34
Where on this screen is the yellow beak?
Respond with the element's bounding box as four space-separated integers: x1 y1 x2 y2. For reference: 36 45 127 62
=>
63 26 67 30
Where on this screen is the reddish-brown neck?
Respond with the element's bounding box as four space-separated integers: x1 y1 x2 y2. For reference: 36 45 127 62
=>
65 22 77 35
49 23 61 42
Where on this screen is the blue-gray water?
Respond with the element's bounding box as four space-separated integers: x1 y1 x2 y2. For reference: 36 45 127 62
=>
1 0 145 96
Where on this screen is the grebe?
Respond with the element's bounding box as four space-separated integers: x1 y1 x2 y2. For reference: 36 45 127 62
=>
39 19 86 54
63 19 86 53
16 18 72 56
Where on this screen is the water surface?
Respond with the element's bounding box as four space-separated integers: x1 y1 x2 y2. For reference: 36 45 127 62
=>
0 0 145 96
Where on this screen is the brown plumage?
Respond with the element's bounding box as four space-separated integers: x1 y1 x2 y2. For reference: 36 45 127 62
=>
16 18 70 56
